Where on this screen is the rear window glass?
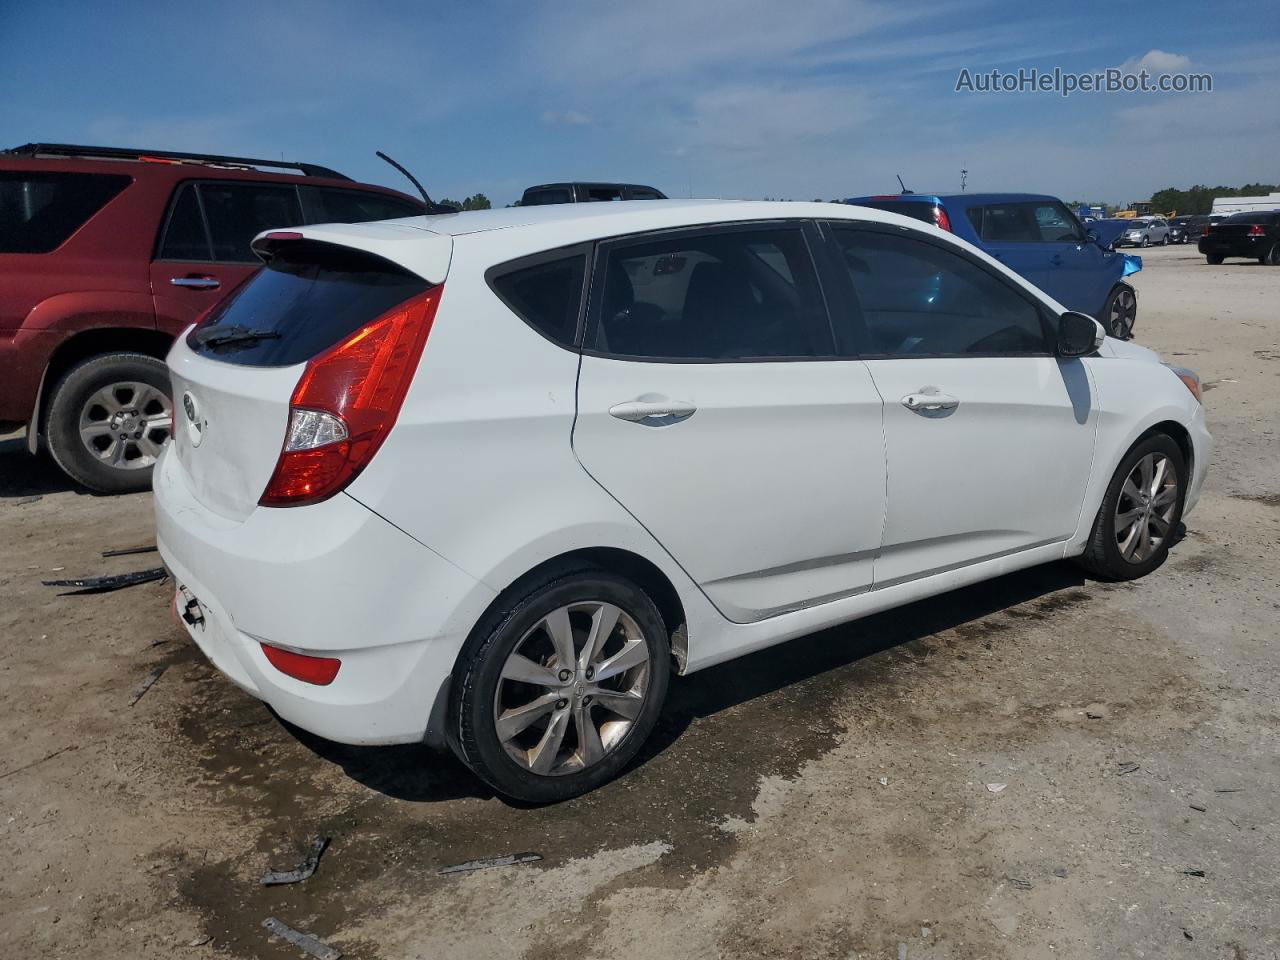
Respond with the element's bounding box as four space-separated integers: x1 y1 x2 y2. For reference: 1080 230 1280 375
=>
0 171 130 253
489 254 586 347
312 188 422 223
522 188 573 206
1222 211 1276 223
850 200 937 225
187 242 429 367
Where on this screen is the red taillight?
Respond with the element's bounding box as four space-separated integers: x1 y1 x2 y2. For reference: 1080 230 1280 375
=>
933 205 952 232
1202 226 1212 236
1248 224 1265 236
259 285 442 507
260 643 341 685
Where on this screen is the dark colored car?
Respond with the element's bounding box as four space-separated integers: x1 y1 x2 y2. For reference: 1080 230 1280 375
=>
1169 214 1210 244
1199 210 1280 265
845 193 1139 338
0 143 424 492
521 182 667 205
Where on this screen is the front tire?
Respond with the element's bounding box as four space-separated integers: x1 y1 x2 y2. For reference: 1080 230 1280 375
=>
1141 235 1150 247
450 569 671 803
1103 285 1137 339
44 353 173 494
1077 434 1186 581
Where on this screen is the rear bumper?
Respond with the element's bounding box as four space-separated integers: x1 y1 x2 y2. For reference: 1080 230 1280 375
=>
1199 237 1270 257
153 445 496 745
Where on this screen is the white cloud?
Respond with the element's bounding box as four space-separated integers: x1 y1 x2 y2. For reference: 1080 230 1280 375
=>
1120 49 1192 73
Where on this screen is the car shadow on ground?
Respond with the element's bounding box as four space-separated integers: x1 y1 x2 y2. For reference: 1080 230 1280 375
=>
289 560 1088 805
0 438 84 498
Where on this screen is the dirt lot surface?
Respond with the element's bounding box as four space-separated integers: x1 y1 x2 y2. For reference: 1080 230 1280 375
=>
2 243 1277 959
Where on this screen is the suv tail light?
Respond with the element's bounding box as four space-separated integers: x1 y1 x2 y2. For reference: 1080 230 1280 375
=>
259 286 443 506
933 205 952 233
1202 225 1212 236
1248 224 1265 236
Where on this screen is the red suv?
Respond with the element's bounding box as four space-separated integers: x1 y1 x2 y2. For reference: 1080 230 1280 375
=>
0 143 424 492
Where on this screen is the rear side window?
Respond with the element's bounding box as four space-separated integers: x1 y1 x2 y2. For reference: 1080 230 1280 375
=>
201 183 303 262
0 171 130 253
489 254 586 348
584 186 625 202
592 226 831 360
850 200 936 226
626 187 664 200
522 188 573 206
187 242 429 366
311 188 422 223
830 226 1048 357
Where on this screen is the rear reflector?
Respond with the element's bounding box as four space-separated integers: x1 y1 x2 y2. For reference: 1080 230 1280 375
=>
260 643 341 685
259 285 443 506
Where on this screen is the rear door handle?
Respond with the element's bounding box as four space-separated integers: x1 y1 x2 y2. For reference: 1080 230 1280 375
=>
170 276 220 290
902 392 959 413
608 399 697 424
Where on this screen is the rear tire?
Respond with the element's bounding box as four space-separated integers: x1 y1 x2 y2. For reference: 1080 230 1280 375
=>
450 568 671 803
1076 434 1186 582
44 353 173 494
1261 243 1280 266
1206 253 1224 265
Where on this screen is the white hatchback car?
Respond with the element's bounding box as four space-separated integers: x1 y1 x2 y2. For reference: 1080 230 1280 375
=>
155 200 1210 802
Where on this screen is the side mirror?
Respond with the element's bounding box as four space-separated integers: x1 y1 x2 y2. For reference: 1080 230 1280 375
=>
1057 311 1106 357
1085 228 1100 244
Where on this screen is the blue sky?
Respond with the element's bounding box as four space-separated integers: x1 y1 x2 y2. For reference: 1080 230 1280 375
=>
2 0 1276 206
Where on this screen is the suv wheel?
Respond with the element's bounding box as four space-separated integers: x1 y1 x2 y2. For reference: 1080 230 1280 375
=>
1206 253 1224 265
451 569 671 803
1103 286 1137 339
1077 434 1186 581
44 353 173 494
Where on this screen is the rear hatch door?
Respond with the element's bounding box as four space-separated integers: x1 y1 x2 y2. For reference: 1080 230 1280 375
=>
167 221 450 521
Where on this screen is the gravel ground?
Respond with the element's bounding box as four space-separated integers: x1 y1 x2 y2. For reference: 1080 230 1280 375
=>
1 242 1276 959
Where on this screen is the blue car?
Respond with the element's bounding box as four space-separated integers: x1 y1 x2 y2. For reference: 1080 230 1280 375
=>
844 193 1140 338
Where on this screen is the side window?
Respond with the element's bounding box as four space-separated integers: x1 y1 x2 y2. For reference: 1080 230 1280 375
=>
522 188 573 205
158 183 211 261
0 171 131 254
1031 202 1084 242
977 204 1039 242
593 227 831 360
312 188 422 224
199 183 303 262
489 254 586 348
830 227 1049 357
625 187 664 200
584 186 625 202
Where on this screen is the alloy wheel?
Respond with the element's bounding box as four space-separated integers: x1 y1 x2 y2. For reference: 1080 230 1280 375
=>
1114 452 1179 563
1109 289 1137 338
78 381 172 469
494 601 650 776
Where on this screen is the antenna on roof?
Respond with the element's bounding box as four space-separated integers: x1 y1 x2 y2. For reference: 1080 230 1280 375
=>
896 174 913 195
375 151 455 214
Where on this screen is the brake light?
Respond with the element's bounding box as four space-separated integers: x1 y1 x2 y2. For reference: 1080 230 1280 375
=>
1202 226 1212 236
1248 224 1265 236
933 205 952 232
260 643 341 685
259 285 442 506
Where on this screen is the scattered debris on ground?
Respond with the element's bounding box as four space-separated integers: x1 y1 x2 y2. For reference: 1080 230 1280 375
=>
1190 803 1207 812
0 743 79 780
102 544 158 558
1180 869 1206 878
985 782 1008 794
129 667 166 707
262 836 330 886
1116 762 1141 776
262 917 342 960
43 567 167 595
186 935 212 947
437 852 543 875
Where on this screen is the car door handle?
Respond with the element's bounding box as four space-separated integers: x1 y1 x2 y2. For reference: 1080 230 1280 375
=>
608 399 697 424
901 392 959 413
170 276 220 290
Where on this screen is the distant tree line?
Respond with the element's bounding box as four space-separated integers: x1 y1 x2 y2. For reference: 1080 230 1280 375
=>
1149 183 1278 215
439 193 491 211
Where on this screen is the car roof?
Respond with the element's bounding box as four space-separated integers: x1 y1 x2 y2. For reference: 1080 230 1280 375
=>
846 192 1062 207
524 182 659 191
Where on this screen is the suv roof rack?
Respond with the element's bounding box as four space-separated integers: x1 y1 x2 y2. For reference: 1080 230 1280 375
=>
5 143 351 180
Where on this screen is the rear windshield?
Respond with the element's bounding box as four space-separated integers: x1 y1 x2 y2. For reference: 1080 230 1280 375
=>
1222 211 1276 223
187 242 429 367
0 171 131 253
849 200 937 225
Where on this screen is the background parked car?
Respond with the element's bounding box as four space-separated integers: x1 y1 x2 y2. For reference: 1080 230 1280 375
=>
845 192 1140 338
521 182 667 205
1169 214 1209 244
0 143 424 492
1115 217 1171 247
1199 210 1280 265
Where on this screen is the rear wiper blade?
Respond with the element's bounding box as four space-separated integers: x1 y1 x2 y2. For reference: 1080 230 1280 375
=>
193 325 282 348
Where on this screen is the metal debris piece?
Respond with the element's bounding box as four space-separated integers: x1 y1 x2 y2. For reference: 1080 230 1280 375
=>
1085 711 1104 719
1183 929 1194 941
261 917 342 960
262 836 330 886
437 852 543 876
129 667 166 706
1180 869 1206 878
1007 876 1033 890
1116 762 1140 776
1213 787 1244 793
986 782 1008 794
1190 803 1207 812
43 567 167 595
102 544 159 558
187 934 212 947
877 776 889 786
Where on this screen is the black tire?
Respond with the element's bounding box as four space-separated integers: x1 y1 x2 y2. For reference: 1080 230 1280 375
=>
1076 433 1187 582
1206 253 1224 265
1162 233 1169 245
1261 243 1280 266
44 352 173 494
450 567 671 803
1140 235 1150 247
1102 285 1137 339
